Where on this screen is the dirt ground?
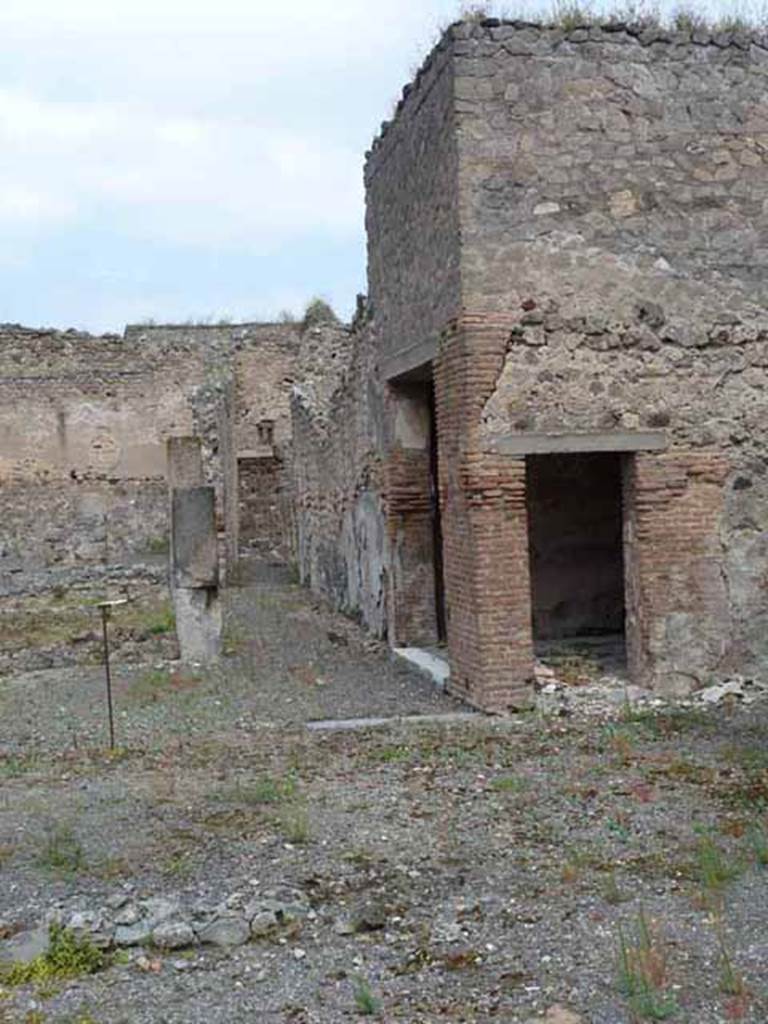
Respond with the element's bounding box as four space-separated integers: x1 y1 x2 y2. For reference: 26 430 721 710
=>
1 561 767 1023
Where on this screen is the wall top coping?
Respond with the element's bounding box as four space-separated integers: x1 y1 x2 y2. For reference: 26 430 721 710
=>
366 17 768 164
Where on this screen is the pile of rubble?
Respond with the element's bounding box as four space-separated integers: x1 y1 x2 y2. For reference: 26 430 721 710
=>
1 885 312 964
533 660 768 719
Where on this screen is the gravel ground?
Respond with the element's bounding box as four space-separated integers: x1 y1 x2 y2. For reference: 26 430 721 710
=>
1 562 767 1023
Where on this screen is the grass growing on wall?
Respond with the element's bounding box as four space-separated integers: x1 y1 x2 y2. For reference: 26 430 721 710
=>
456 0 768 32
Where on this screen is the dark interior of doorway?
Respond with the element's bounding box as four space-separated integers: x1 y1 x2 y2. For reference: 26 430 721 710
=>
427 382 447 643
526 452 626 677
391 365 447 646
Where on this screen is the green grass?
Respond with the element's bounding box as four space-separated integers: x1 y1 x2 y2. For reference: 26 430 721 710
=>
490 774 529 794
1 925 106 986
37 824 87 877
144 604 175 636
352 975 381 1016
617 912 678 1020
229 774 297 805
279 802 311 844
695 834 742 893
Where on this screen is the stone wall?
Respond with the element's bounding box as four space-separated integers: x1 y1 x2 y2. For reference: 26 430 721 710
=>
295 20 768 708
291 317 390 634
0 321 301 589
452 21 768 313
364 41 462 374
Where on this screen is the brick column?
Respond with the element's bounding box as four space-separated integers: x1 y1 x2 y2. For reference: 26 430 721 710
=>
624 450 730 695
435 314 534 711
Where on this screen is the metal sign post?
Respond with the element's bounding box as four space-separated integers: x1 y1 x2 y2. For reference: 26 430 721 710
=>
96 599 127 749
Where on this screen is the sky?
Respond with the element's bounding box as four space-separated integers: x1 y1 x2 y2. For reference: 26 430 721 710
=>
0 0 743 332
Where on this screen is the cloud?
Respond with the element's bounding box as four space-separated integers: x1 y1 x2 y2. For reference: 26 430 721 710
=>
0 87 362 245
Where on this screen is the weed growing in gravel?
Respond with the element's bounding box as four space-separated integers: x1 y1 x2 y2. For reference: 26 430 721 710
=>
279 802 311 844
490 774 529 794
616 911 678 1020
604 725 636 764
144 604 175 636
128 668 171 702
602 870 630 905
352 975 381 1016
37 824 86 876
222 622 249 655
717 930 749 1001
144 535 169 555
232 774 297 805
748 822 768 867
128 667 199 704
0 753 39 779
375 745 410 765
1 924 106 986
695 833 742 894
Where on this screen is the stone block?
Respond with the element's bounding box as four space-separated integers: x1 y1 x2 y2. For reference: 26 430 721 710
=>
167 436 203 489
173 586 222 665
171 486 218 589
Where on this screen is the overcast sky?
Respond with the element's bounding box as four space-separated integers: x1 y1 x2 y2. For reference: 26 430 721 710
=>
0 0 741 332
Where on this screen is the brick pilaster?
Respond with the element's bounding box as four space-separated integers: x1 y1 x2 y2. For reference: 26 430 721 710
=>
624 451 730 691
435 314 534 711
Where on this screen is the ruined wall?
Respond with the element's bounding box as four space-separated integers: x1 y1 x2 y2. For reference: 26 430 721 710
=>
232 326 300 558
1 322 300 586
0 325 203 581
338 21 768 704
364 42 462 373
291 317 390 634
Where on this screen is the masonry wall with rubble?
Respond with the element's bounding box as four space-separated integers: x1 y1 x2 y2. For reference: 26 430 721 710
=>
291 315 390 630
294 19 768 711
0 319 302 672
0 320 301 617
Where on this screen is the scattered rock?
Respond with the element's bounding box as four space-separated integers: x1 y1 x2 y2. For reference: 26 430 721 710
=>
197 915 250 947
152 920 197 951
115 921 154 948
0 925 49 965
113 904 140 926
66 910 113 950
350 899 386 933
526 1006 583 1024
250 911 280 938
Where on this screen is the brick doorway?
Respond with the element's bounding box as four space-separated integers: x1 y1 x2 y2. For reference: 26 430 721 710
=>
526 452 627 675
386 370 446 647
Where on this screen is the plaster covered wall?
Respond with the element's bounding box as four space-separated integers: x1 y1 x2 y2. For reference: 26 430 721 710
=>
0 321 300 585
291 317 390 635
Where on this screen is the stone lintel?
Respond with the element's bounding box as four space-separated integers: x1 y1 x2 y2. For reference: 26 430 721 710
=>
383 339 438 382
494 431 668 456
237 446 276 460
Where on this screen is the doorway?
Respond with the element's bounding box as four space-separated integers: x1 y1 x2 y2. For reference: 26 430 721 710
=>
526 452 626 674
387 366 446 647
